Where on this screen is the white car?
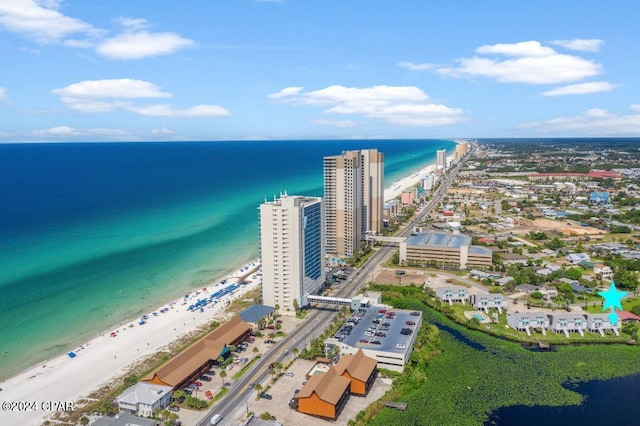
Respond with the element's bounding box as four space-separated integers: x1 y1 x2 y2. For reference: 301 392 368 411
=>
395 344 406 349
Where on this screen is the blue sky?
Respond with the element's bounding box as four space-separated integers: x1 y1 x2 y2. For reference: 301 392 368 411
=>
1 0 639 142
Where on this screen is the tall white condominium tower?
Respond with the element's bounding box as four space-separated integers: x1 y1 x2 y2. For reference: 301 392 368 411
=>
260 195 325 315
436 149 447 172
324 149 384 257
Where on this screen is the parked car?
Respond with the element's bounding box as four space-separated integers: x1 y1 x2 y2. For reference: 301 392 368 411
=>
200 375 212 381
359 339 368 343
375 332 386 337
371 340 381 345
259 393 273 400
168 405 180 412
410 311 420 316
194 381 203 387
406 321 416 326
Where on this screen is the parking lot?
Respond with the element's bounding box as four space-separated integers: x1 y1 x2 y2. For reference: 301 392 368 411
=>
175 316 303 425
224 355 392 425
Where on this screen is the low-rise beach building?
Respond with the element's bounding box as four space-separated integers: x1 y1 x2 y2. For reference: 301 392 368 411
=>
333 349 377 396
435 285 469 305
296 366 351 420
470 294 507 313
240 304 275 330
586 313 620 336
549 313 587 337
143 316 251 390
93 413 159 426
117 382 172 417
507 312 549 336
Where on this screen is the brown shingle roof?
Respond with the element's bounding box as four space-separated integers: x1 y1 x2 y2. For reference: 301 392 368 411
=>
297 366 350 405
144 316 250 387
333 349 377 383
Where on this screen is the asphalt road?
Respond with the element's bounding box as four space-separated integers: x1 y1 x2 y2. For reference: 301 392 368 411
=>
196 146 472 426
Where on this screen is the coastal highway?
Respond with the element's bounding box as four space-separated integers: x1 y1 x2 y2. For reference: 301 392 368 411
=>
197 147 470 426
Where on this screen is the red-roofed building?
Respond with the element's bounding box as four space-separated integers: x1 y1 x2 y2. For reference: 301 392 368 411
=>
618 311 640 324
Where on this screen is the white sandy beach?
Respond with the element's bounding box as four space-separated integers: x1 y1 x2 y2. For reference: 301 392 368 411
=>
0 260 261 426
0 143 461 426
383 153 457 202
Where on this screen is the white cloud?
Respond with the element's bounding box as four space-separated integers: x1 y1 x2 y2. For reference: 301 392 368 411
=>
542 81 616 96
519 105 640 135
150 128 175 135
398 61 437 71
312 119 359 128
115 17 150 31
268 86 303 99
0 0 99 43
0 87 6 99
128 104 229 117
97 31 195 60
27 125 131 140
53 79 171 99
551 39 604 52
0 4 193 60
476 41 555 57
269 85 465 126
437 40 602 84
53 78 229 117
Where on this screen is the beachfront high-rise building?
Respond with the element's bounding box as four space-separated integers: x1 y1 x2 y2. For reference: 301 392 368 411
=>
324 149 384 257
455 141 469 159
259 195 325 315
436 149 447 172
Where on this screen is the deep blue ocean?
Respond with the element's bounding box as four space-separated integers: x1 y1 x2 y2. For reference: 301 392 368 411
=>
0 139 455 379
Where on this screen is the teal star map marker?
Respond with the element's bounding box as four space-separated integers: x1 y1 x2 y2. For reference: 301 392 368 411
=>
598 281 627 325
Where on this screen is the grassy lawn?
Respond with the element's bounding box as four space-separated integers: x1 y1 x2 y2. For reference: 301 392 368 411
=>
354 284 640 426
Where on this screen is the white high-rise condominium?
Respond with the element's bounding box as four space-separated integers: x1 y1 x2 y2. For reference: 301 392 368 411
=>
259 195 325 315
436 149 447 171
324 149 384 257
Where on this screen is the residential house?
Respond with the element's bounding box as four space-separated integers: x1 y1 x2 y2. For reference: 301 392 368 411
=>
515 284 538 294
507 312 550 336
594 264 614 281
565 253 591 264
549 313 587 337
470 294 507 313
435 285 470 305
117 382 172 417
618 311 640 324
540 285 558 300
586 313 620 336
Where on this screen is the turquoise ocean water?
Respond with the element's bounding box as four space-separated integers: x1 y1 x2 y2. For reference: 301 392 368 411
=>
0 139 455 379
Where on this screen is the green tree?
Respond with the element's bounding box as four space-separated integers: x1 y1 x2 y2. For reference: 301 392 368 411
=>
219 369 227 386
564 267 584 280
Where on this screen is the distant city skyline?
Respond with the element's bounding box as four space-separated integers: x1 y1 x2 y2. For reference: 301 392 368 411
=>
1 1 639 142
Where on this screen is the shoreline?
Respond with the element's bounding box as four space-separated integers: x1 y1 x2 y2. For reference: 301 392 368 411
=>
0 259 261 426
0 144 459 426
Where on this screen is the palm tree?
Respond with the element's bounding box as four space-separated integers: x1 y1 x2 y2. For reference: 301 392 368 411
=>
253 346 259 357
254 383 263 394
219 370 227 387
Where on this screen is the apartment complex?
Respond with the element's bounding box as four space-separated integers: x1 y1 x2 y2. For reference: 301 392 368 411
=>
324 149 384 256
260 195 326 315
